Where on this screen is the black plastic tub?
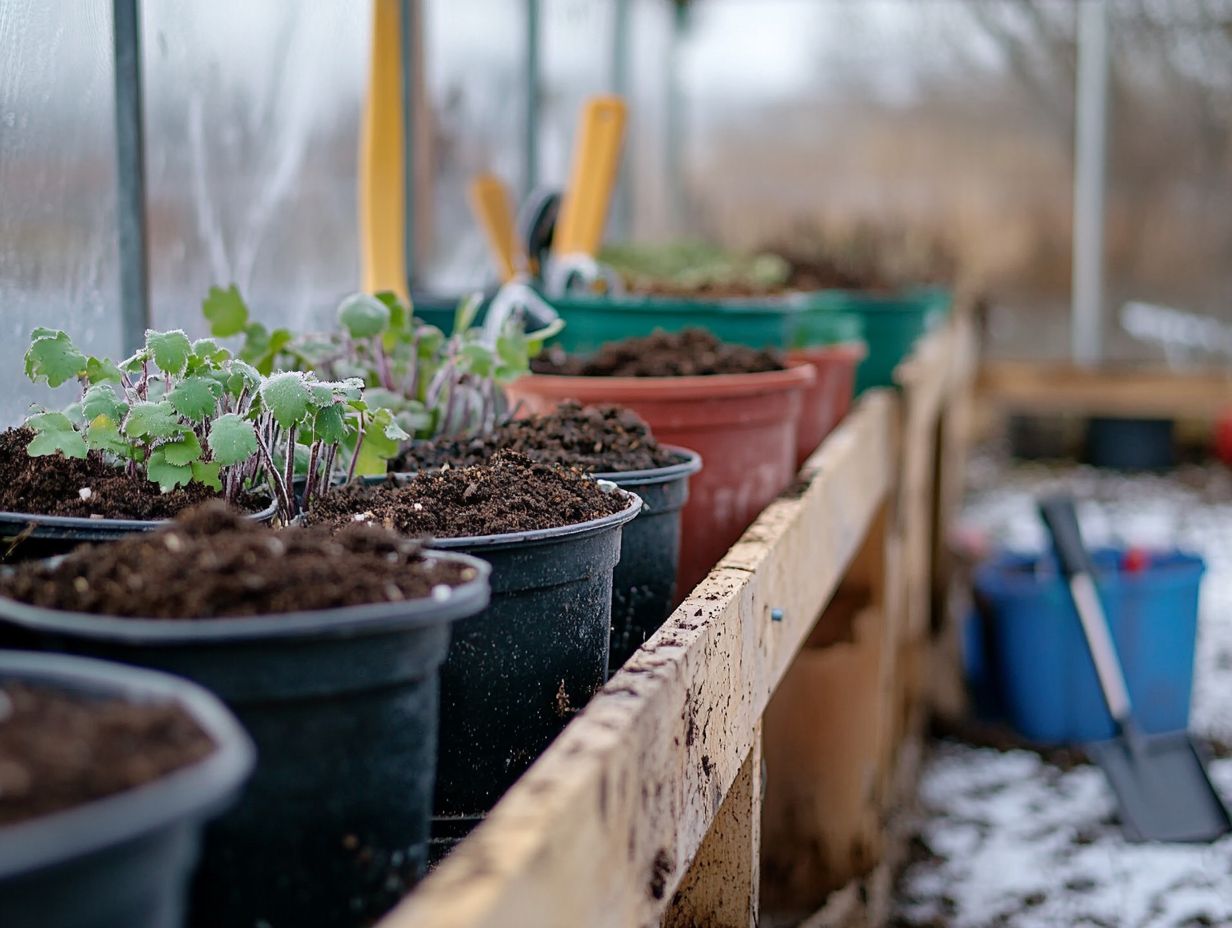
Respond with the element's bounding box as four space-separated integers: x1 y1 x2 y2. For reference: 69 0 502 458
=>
427 487 642 849
1086 416 1176 471
0 498 279 563
0 551 491 928
597 447 701 673
0 650 253 928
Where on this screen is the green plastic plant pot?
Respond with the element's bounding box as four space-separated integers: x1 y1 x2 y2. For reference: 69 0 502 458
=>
542 292 802 354
797 287 952 394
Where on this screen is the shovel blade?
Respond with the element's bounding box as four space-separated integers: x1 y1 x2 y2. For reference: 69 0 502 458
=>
1090 731 1232 843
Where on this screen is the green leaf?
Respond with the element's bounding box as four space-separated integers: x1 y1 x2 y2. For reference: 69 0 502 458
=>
338 293 391 339
145 329 193 376
119 349 149 374
191 459 222 491
159 431 203 466
147 449 194 492
81 383 128 423
85 356 124 384
259 372 312 428
223 360 261 398
452 292 483 334
208 414 259 465
124 401 184 439
190 338 231 368
246 325 293 376
311 404 349 445
25 329 87 387
84 414 131 457
308 377 364 406
168 376 223 420
202 284 250 337
25 411 87 459
460 343 495 378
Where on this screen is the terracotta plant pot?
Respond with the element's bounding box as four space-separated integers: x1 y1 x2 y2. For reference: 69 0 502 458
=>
507 363 814 596
786 342 867 468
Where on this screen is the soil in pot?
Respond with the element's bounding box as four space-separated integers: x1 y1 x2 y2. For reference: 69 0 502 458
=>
0 428 270 563
0 650 252 928
512 331 812 595
0 683 213 825
0 504 487 928
0 428 260 521
394 401 679 473
394 402 700 673
307 449 627 536
309 451 641 843
532 327 785 377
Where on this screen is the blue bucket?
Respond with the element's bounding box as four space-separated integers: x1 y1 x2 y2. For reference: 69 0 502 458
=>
970 549 1204 744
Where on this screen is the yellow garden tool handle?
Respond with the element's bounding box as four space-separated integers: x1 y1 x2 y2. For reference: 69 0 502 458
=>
359 0 407 300
552 96 628 259
469 174 519 283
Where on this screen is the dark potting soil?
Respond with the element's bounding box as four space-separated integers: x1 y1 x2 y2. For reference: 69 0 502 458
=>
393 402 680 474
307 449 627 538
0 427 262 520
530 328 786 378
0 502 478 619
0 682 214 826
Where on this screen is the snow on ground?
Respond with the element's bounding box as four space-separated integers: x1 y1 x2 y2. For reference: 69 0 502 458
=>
893 456 1232 928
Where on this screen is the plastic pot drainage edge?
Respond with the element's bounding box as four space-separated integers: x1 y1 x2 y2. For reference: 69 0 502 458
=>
0 650 253 928
0 551 491 928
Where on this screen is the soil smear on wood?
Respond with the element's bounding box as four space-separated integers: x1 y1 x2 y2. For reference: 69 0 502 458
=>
531 329 785 378
308 450 627 538
0 682 214 825
0 502 477 618
394 401 680 474
0 427 265 520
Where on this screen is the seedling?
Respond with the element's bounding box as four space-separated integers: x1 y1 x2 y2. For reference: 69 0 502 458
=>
201 285 562 450
21 327 407 523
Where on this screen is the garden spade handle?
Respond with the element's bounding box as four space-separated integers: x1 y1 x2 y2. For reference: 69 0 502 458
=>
1038 495 1134 726
469 174 520 283
552 96 627 259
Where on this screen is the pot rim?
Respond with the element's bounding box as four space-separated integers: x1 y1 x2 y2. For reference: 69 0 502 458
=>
427 485 642 551
0 496 280 533
547 291 803 313
0 550 491 643
0 650 254 879
786 341 869 363
514 360 816 401
593 445 702 486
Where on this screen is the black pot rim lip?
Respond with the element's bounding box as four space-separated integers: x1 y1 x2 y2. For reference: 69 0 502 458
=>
592 445 703 487
0 497 279 531
0 550 491 644
0 650 254 879
393 445 702 489
427 485 642 551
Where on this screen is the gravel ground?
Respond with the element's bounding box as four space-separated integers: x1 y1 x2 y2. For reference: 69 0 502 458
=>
893 454 1232 928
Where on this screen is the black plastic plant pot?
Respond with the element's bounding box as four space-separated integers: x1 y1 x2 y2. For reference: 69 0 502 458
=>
0 498 279 564
427 488 642 849
597 447 702 673
0 551 491 928
0 650 253 928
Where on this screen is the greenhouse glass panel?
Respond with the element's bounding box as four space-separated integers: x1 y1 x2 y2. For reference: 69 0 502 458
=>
0 0 120 426
140 0 368 335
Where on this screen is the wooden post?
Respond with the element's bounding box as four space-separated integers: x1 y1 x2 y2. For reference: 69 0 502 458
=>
665 728 763 928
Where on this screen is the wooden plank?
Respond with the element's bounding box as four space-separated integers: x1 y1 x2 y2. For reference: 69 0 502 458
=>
379 394 896 928
761 605 888 918
978 359 1232 419
664 728 763 928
